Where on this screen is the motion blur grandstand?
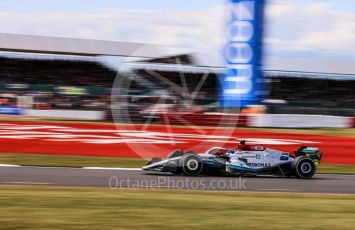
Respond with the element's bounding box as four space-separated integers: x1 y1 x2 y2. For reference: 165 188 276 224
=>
0 33 355 122
265 71 355 116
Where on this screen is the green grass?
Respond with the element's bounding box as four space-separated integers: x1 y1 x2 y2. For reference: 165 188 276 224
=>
1 152 355 174
0 186 355 229
317 164 355 174
0 152 147 168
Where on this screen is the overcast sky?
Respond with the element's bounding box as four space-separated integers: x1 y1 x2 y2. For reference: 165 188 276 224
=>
0 0 354 73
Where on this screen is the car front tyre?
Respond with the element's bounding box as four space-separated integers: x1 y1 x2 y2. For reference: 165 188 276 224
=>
180 154 203 176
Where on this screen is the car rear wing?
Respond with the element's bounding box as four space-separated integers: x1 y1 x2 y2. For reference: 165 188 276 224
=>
294 146 323 166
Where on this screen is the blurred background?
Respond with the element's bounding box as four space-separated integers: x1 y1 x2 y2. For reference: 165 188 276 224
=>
0 0 354 127
1 1 355 229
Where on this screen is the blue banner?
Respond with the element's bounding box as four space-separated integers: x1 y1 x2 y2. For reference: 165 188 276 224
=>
220 0 265 107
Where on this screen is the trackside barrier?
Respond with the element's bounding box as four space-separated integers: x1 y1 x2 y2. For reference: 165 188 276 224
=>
24 109 105 120
156 113 249 127
249 114 352 128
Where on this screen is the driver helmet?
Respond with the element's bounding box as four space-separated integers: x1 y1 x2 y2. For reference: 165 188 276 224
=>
238 139 246 149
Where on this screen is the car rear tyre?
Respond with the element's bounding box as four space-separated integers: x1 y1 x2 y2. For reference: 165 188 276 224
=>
291 156 316 179
180 154 203 176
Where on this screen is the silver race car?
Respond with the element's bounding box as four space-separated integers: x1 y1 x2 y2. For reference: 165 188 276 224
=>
143 140 323 179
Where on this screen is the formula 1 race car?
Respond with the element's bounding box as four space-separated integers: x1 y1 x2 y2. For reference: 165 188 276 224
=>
143 140 323 179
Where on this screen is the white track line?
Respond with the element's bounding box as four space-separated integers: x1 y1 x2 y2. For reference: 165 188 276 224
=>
0 164 20 167
0 164 141 170
83 167 142 171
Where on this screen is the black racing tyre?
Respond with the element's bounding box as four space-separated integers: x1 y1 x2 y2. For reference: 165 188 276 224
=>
167 149 184 159
291 156 316 179
180 154 203 176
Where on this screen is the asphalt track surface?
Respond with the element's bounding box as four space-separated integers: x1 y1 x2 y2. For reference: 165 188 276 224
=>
1 166 355 194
